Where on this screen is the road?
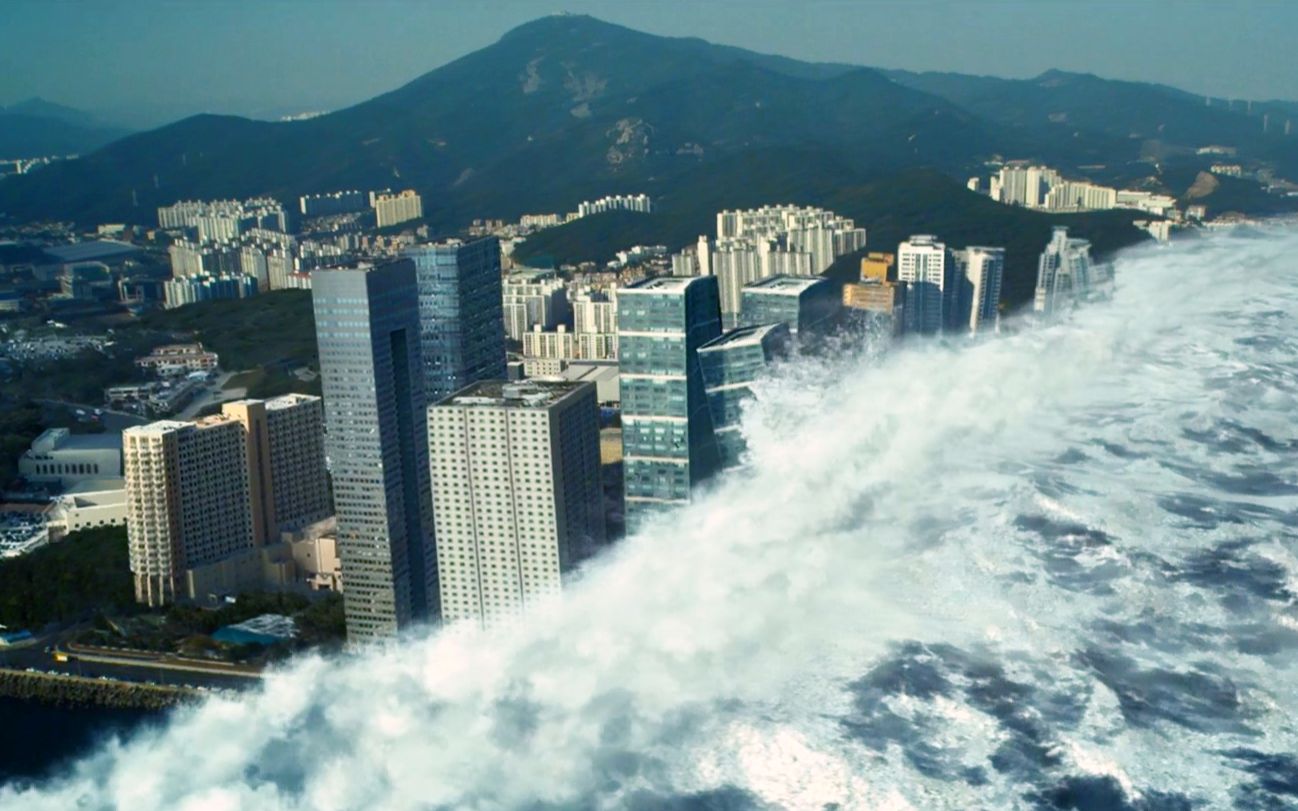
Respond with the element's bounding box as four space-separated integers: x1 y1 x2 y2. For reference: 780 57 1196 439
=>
176 371 243 419
0 633 259 691
36 399 148 432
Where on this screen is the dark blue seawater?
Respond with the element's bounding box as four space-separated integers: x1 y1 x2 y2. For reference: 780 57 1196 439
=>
0 698 159 785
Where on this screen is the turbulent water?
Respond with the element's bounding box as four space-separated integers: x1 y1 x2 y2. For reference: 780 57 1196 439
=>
5 228 1298 810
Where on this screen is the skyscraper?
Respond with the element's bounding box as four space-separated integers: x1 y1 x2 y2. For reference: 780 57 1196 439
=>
953 246 1005 335
897 235 955 335
312 260 436 642
429 380 604 627
698 323 792 469
404 237 507 403
738 275 841 346
1034 227 1099 315
618 275 723 532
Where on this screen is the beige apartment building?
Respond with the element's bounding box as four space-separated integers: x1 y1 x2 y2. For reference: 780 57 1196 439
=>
123 394 331 606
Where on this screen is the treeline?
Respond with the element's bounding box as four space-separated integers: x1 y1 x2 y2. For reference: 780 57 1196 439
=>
0 526 135 630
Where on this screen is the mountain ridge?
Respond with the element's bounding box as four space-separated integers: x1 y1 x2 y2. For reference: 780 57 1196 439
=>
0 14 1293 225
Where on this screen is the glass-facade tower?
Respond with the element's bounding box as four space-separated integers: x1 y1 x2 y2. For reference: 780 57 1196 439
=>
698 323 792 469
312 260 436 643
738 274 840 346
403 237 506 403
618 275 723 532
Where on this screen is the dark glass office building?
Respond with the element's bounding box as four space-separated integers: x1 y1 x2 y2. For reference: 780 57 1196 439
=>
617 275 723 532
698 323 792 469
312 260 436 642
403 237 506 403
738 274 840 346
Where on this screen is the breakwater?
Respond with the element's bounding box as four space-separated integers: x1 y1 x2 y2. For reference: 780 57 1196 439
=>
0 668 199 710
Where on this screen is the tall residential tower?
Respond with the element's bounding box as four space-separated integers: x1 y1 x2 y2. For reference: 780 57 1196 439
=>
897 235 954 335
429 381 604 627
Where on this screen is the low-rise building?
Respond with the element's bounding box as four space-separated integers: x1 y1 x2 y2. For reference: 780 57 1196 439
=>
135 343 220 376
19 428 122 487
48 478 127 535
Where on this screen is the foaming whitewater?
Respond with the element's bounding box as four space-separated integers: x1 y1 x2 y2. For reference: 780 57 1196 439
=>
7 228 1298 810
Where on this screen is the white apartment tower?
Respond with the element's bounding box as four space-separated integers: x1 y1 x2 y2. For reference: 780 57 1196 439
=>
953 246 1005 335
428 381 605 627
1034 227 1097 315
897 235 954 335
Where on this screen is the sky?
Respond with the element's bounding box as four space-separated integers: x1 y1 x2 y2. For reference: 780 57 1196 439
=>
2 0 1297 128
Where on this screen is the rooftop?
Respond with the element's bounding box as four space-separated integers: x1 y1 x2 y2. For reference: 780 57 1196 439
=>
621 276 697 294
744 274 827 295
438 379 589 409
699 323 789 350
124 419 203 436
43 240 141 265
30 428 122 452
265 393 320 410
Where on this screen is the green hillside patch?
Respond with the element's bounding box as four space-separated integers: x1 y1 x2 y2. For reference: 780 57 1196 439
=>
131 290 316 372
0 526 135 629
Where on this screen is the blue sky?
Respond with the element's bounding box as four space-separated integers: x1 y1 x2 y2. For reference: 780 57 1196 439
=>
4 0 1296 127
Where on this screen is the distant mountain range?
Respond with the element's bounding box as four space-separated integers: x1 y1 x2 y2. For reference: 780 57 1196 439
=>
0 98 131 160
0 14 1294 232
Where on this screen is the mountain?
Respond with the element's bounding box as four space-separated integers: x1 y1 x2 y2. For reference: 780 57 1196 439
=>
0 16 995 226
885 69 1298 182
0 15 1293 228
0 98 130 160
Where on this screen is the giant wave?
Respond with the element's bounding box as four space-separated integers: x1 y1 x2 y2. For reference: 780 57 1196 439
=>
4 228 1298 809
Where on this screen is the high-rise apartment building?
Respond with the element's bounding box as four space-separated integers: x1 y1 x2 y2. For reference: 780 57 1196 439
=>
618 276 723 532
698 323 792 469
502 273 568 342
371 189 423 228
572 290 618 334
576 194 653 218
993 165 1062 208
429 380 604 627
897 235 955 335
1034 227 1101 315
692 205 866 326
312 260 436 642
125 417 253 607
123 395 330 607
300 190 369 217
404 237 507 402
738 275 841 345
162 273 258 309
952 246 1005 335
263 394 332 531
